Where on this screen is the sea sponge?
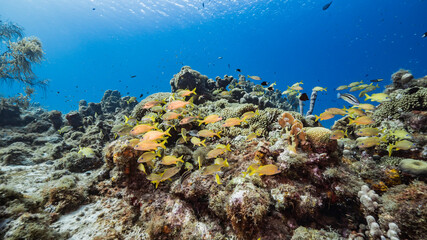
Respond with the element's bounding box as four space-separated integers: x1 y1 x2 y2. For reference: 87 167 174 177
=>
304 127 337 153
399 159 427 177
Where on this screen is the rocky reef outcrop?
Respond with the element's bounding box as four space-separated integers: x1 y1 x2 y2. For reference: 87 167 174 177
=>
1 67 426 240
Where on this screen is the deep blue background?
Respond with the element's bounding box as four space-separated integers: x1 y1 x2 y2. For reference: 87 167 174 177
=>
1 0 426 125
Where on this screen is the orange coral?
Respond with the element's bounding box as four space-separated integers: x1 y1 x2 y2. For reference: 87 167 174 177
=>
371 181 388 192
278 112 295 128
384 168 401 186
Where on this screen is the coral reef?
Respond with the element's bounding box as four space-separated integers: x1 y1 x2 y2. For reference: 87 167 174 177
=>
1 67 426 240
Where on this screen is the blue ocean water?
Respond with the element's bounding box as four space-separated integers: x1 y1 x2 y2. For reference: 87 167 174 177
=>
1 0 426 123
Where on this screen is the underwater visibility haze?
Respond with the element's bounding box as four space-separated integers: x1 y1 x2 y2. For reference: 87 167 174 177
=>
0 0 427 239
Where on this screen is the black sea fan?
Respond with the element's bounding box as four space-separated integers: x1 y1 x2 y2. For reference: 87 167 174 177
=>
0 17 47 88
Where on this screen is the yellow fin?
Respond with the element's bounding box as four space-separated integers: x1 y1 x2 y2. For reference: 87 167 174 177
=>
215 174 222 185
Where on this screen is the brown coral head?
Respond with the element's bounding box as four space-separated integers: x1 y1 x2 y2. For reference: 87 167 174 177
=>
279 112 295 128
290 120 303 136
305 127 337 154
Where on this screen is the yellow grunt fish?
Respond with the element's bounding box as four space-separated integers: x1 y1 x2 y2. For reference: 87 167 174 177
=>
364 93 391 103
352 103 375 111
315 112 335 121
336 85 348 91
387 140 415 156
356 137 384 148
389 129 412 140
349 116 374 125
191 137 206 147
247 75 262 80
161 155 184 165
138 151 161 163
356 127 382 137
177 87 197 97
330 130 347 140
325 107 347 115
222 117 246 127
198 129 221 138
348 80 363 88
241 109 260 120
134 140 167 151
249 164 280 176
313 86 327 92
198 114 223 125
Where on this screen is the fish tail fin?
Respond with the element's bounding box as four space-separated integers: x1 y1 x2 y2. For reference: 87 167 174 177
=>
217 131 222 139
223 159 229 167
226 144 231 152
325 87 327 91
315 115 320 122
215 174 222 185
188 96 194 107
192 87 197 95
387 144 395 157
197 120 203 126
201 139 206 147
156 151 162 157
159 140 167 149
348 118 355 125
364 93 371 101
165 127 172 137
344 129 348 137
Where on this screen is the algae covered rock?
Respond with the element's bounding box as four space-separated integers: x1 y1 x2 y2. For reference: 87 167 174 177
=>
170 66 215 94
225 177 270 238
380 181 427 240
291 226 342 240
3 213 64 240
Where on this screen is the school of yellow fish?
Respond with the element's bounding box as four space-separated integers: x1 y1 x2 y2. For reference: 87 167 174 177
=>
112 88 280 188
111 76 414 189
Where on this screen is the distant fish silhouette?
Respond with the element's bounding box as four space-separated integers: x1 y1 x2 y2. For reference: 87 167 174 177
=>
322 1 333 11
236 69 241 72
299 93 309 101
370 78 384 82
130 75 136 78
139 93 144 98
422 32 427 38
218 57 223 59
92 8 95 11
202 3 204 8
261 81 269 86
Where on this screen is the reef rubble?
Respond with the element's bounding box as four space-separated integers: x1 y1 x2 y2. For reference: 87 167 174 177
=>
0 67 426 240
